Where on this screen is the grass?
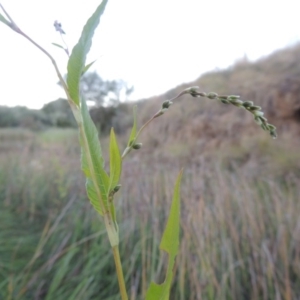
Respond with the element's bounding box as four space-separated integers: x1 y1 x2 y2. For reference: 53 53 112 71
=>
0 128 299 299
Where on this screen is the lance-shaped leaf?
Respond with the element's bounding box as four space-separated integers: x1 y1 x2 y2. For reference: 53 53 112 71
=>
145 170 183 300
82 60 96 76
109 128 122 192
51 42 65 50
127 105 137 146
67 0 108 106
80 98 109 215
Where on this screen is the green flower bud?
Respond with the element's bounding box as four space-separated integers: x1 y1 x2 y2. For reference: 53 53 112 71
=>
254 116 262 125
261 123 269 131
261 118 268 123
220 99 230 104
183 86 199 93
249 105 262 111
230 99 243 106
132 143 142 150
267 124 276 131
270 130 277 139
218 95 229 100
253 110 264 117
243 101 254 108
113 184 121 193
183 86 200 97
162 100 173 109
207 92 218 99
228 95 240 100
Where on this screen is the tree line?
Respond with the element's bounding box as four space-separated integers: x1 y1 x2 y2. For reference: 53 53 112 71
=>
0 72 133 134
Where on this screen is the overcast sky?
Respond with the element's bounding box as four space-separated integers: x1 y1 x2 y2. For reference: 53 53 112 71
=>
0 0 299 109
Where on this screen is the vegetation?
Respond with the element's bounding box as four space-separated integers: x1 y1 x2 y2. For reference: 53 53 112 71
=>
137 43 300 153
0 129 299 299
0 71 132 132
1 1 185 299
1 0 299 299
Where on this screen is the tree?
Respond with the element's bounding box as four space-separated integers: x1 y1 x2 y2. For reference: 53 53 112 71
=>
80 71 133 106
42 98 77 128
59 71 133 107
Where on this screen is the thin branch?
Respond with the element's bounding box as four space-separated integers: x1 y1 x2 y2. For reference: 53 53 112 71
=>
0 3 14 23
0 3 74 108
59 32 70 56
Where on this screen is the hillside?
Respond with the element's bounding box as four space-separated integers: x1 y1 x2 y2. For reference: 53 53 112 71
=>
132 43 300 161
1 44 300 299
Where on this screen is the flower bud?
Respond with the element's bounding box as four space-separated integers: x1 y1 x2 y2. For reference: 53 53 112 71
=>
220 99 230 104
132 143 143 150
249 105 262 111
230 99 243 107
254 116 262 125
243 101 254 108
183 86 199 94
113 184 121 193
162 100 173 109
260 116 268 122
228 95 240 100
207 92 218 99
261 123 269 131
267 124 276 131
270 130 277 139
218 95 229 100
253 110 264 117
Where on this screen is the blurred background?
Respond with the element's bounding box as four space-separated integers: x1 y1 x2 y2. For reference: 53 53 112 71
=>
0 0 300 299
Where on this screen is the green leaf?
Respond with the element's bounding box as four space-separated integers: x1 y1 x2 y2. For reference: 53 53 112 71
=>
109 128 122 192
51 42 65 49
82 60 96 76
127 105 137 146
0 12 11 28
145 170 183 300
80 97 110 215
45 248 79 299
67 0 108 106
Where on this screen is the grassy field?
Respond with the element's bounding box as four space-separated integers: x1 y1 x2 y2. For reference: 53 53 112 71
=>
0 128 299 300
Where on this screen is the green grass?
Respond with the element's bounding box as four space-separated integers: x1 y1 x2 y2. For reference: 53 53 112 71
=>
0 128 299 300
37 128 78 144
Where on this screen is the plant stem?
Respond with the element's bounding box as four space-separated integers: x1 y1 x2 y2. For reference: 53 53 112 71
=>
112 246 128 300
121 90 188 160
135 91 186 140
0 4 72 106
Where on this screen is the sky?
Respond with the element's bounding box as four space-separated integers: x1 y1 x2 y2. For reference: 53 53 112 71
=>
0 0 299 109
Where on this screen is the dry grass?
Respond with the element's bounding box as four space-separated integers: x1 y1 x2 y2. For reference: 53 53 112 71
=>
133 43 300 156
1 41 300 300
0 128 299 300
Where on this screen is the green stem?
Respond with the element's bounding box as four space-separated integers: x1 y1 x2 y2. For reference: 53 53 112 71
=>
121 89 189 160
112 245 128 300
1 4 129 299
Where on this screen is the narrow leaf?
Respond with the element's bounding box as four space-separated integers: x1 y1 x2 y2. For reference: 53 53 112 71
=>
45 248 78 299
51 42 65 49
109 128 122 191
0 12 11 28
145 170 183 300
82 60 96 76
67 0 108 105
80 97 110 215
127 105 137 146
